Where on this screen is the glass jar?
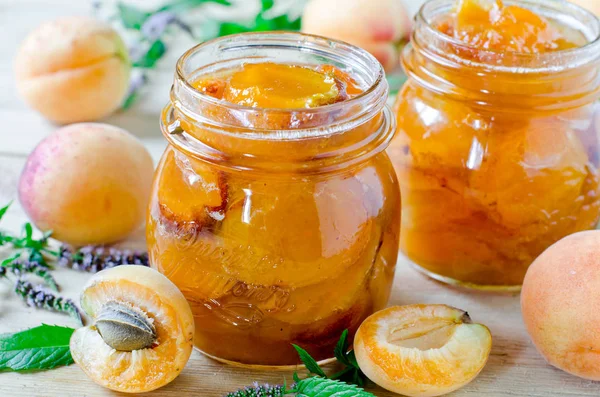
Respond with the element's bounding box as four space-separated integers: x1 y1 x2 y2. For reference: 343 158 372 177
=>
389 0 600 290
147 32 400 367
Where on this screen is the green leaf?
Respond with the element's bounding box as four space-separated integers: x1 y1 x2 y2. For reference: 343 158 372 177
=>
133 40 167 68
117 2 151 30
292 344 327 378
334 329 350 366
0 325 75 371
346 350 360 369
159 0 230 13
0 201 11 222
24 223 33 242
293 377 375 397
1 253 21 267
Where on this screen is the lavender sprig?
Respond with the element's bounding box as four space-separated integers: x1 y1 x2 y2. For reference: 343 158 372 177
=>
1 256 58 291
224 382 286 397
57 245 149 273
15 280 82 325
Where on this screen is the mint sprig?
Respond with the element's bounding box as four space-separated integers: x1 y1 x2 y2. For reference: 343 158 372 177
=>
226 331 373 396
0 325 75 371
294 330 368 387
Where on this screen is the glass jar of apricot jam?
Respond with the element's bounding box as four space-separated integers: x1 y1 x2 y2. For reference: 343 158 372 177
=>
147 33 400 366
389 0 600 290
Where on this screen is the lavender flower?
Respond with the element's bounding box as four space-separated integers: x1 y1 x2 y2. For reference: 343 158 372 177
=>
58 245 149 273
224 382 285 397
1 259 58 291
15 280 82 324
141 11 177 41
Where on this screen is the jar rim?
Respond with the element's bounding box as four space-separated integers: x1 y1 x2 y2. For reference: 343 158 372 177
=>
416 0 600 73
163 32 395 172
173 31 387 127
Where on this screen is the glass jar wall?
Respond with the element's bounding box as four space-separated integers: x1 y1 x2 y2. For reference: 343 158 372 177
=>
389 0 600 290
147 33 400 366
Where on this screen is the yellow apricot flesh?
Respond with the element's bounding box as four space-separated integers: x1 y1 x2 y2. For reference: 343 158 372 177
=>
70 265 194 393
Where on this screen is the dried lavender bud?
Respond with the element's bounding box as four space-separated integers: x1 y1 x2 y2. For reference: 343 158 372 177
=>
58 245 149 273
15 279 82 325
2 259 58 291
224 382 285 397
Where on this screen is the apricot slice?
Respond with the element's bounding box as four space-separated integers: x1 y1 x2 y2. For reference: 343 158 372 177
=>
354 305 492 397
157 148 227 225
70 265 194 393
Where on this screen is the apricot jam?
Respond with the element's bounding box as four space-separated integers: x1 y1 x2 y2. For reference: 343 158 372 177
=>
389 0 600 289
147 33 400 366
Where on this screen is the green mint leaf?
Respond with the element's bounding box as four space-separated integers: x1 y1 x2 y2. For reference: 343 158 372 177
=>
133 40 167 68
293 377 375 397
159 0 231 13
122 91 139 110
334 329 350 366
292 345 327 378
24 223 33 242
1 253 21 266
352 369 365 387
260 0 274 11
117 2 151 30
0 201 11 222
217 22 252 36
347 350 359 369
0 325 75 371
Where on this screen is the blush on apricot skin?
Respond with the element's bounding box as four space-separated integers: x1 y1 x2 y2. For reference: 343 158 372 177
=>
301 0 412 71
18 123 154 246
521 230 600 381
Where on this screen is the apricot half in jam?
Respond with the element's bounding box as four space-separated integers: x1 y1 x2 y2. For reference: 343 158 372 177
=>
440 0 584 53
195 62 350 109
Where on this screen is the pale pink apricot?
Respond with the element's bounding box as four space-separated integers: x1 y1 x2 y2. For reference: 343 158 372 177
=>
19 123 153 246
570 0 600 16
521 230 600 381
301 0 412 71
14 17 130 124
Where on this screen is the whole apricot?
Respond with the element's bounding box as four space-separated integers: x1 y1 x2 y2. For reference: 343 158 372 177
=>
522 231 600 380
570 0 600 16
19 123 154 246
301 0 412 71
14 17 130 124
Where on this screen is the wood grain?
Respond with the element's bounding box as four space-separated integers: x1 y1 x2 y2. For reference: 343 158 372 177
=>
1 1 599 396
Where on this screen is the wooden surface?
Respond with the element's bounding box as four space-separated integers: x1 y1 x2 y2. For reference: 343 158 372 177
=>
2 0 600 396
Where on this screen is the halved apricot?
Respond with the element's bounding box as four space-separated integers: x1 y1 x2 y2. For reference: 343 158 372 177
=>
354 304 492 397
70 265 194 393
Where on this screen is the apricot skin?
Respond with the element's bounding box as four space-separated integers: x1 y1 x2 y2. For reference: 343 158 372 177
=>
301 0 411 71
18 123 154 246
571 0 600 16
14 16 130 124
521 231 600 381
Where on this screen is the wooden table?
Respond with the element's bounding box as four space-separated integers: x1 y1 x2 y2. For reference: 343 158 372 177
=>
2 1 600 396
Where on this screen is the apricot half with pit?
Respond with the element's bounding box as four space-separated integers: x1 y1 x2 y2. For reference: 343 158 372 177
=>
70 265 194 393
354 304 492 397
